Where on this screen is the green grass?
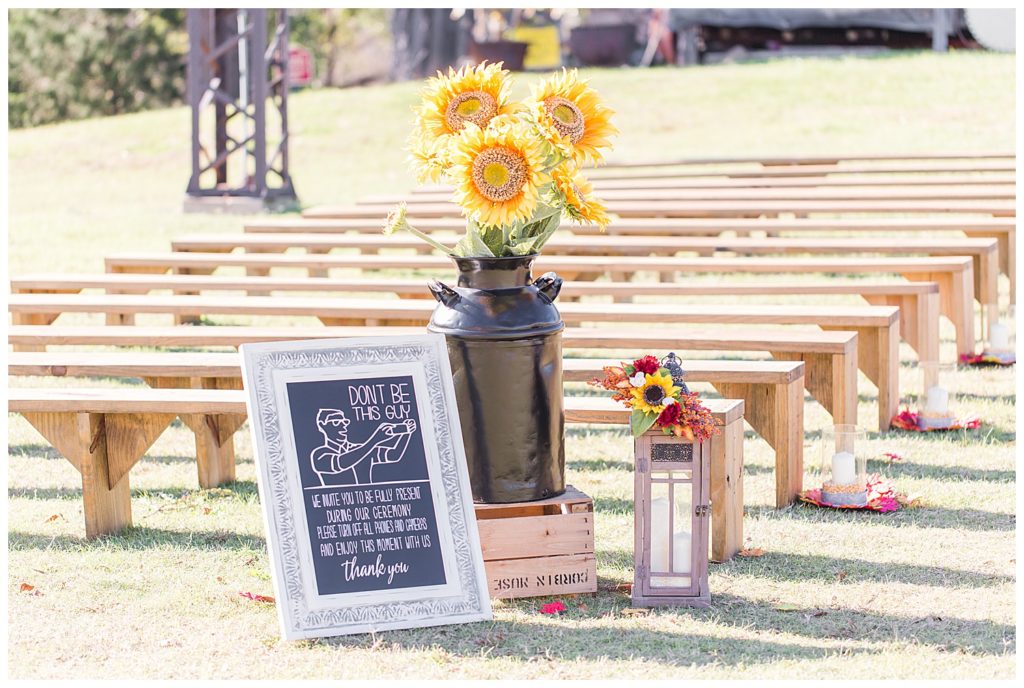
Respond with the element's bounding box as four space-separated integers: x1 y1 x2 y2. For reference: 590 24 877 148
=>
7 51 1017 679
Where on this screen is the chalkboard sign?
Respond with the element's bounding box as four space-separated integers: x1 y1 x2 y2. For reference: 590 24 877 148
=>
241 335 491 639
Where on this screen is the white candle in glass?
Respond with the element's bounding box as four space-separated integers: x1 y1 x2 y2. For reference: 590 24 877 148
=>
989 322 1010 351
925 385 949 415
831 451 857 486
672 531 692 574
649 497 670 572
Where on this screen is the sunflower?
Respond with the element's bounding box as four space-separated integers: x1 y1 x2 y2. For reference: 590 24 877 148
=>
407 134 452 184
630 371 680 414
450 122 548 228
551 165 611 229
414 62 517 144
529 69 617 166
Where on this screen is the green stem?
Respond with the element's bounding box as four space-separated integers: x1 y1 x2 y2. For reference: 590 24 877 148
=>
403 222 455 254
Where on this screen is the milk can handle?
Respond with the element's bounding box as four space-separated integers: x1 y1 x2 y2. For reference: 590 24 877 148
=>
533 272 563 303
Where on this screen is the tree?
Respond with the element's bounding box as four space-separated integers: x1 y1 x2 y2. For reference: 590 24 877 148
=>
8 9 188 128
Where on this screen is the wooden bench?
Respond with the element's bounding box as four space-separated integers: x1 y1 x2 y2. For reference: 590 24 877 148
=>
8 388 746 561
9 273 942 370
6 324 859 434
596 152 1015 168
168 231 997 329
7 292 897 430
302 198 1016 220
367 184 1016 205
100 251 971 357
583 159 1017 180
415 173 1017 194
8 351 804 509
243 214 1016 304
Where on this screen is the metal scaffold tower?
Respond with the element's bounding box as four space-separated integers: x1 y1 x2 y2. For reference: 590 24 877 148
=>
184 8 298 212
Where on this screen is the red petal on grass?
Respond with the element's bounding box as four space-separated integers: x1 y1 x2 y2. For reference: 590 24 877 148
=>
44 514 63 523
882 452 904 462
239 591 275 604
540 600 567 615
19 583 34 592
738 548 765 557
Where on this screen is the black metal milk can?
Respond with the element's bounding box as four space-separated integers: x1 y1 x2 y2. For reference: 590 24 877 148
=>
427 254 566 504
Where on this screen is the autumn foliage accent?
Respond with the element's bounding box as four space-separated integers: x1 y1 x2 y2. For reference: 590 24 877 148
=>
590 355 721 441
800 474 918 513
890 407 982 432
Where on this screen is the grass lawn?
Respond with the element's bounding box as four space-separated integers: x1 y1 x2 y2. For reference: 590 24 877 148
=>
6 51 1017 679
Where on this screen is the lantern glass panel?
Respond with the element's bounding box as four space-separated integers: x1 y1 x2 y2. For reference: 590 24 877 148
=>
648 474 693 588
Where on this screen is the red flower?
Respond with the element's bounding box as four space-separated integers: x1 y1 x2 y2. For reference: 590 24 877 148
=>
632 355 661 375
656 402 682 427
540 600 567 615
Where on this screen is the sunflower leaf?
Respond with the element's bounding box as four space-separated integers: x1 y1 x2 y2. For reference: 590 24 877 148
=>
631 409 658 437
453 227 495 258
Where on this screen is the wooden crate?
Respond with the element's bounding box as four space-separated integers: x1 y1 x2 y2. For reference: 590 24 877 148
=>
474 485 596 599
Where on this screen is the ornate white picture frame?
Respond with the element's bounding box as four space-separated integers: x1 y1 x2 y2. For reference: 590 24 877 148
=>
240 334 492 639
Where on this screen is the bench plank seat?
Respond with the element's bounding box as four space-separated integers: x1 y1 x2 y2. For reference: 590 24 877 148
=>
7 292 898 429
99 251 968 356
367 183 1016 205
8 387 745 560
8 351 804 509
168 231 998 326
6 324 859 433
303 199 1016 220
413 173 1018 194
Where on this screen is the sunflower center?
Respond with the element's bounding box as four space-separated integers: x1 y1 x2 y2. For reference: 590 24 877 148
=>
544 96 585 143
483 162 510 187
643 384 666 406
471 146 527 202
445 90 498 132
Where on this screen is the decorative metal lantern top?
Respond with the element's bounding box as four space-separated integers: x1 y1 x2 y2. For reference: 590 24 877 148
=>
633 430 710 607
661 352 690 395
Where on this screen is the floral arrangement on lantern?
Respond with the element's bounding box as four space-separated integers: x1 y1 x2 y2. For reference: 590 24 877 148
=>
590 355 722 441
384 62 617 257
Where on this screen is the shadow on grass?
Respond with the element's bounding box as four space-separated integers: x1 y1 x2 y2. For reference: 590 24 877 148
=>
748 503 1015 532
872 459 1015 484
707 549 1014 588
9 480 260 502
315 587 1012 662
8 526 265 552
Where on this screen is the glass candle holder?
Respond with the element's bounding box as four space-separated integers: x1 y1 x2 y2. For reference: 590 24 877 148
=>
985 306 1015 361
914 361 958 430
819 424 867 506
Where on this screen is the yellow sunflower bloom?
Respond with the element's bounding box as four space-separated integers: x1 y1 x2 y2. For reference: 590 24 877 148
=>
529 68 618 166
630 371 680 414
414 62 517 143
407 134 452 184
450 122 548 228
551 165 611 229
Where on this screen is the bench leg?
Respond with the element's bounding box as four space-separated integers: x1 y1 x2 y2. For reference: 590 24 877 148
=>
826 324 899 431
181 414 246 488
709 417 743 563
862 292 940 365
713 381 803 508
22 411 173 538
771 349 857 427
904 269 976 357
173 266 216 324
307 248 331 278
10 312 58 352
144 376 245 488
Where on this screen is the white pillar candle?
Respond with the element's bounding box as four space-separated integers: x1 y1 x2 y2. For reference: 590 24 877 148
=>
672 531 692 574
989 322 1010 351
831 451 857 486
649 498 670 572
925 385 949 415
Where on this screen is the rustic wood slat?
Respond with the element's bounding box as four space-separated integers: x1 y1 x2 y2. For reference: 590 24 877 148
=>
363 184 1017 205
302 198 1016 220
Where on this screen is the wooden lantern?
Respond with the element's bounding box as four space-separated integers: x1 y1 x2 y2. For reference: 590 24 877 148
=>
633 430 711 607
